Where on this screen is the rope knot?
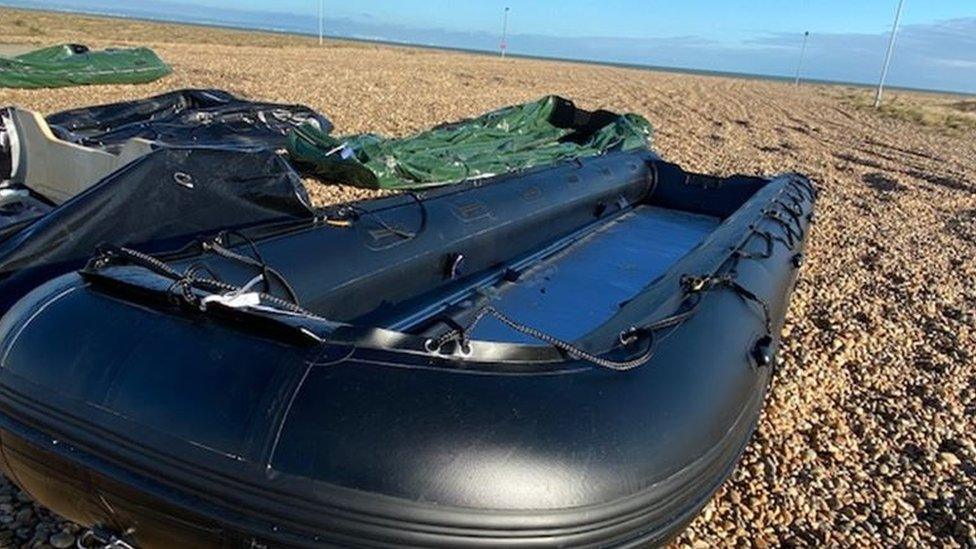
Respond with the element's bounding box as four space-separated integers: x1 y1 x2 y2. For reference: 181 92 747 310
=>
681 273 733 294
680 273 772 336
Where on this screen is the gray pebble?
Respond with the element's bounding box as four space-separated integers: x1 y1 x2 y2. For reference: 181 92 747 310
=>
48 532 75 549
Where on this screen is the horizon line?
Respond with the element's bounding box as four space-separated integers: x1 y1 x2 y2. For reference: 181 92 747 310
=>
1 2 973 98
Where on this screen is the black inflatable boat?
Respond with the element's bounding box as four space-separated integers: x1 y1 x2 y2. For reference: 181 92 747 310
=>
0 135 814 546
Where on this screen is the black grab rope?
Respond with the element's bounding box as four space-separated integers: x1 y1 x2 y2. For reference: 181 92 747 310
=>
204 231 302 306
680 273 773 335
426 305 658 372
89 245 315 317
761 209 802 247
425 294 712 372
328 192 428 241
735 227 792 262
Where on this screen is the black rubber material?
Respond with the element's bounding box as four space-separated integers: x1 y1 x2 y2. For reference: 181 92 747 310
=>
0 369 770 547
45 88 332 150
1 89 331 311
0 147 315 314
0 153 815 547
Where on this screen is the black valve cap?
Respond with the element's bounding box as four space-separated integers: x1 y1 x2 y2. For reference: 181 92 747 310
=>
752 335 774 368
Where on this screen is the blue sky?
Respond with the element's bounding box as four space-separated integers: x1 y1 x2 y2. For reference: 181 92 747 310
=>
282 0 972 38
4 0 976 93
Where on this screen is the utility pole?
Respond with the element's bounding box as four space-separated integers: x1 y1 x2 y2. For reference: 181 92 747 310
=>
874 0 905 108
794 31 809 86
500 7 510 58
318 0 324 46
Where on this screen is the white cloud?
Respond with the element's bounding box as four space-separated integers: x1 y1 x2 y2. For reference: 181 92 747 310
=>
931 58 976 69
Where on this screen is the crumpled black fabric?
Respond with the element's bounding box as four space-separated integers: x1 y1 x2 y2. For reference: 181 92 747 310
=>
46 88 332 151
0 147 314 313
0 191 50 238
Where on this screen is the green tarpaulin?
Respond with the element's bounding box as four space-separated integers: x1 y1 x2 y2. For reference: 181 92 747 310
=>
0 44 171 89
287 96 653 190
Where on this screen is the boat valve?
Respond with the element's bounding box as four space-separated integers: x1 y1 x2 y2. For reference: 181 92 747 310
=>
751 335 774 368
446 253 465 280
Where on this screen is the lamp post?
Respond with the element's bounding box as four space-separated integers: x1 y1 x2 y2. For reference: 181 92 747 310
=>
318 0 324 46
500 7 510 58
794 31 809 86
874 0 905 108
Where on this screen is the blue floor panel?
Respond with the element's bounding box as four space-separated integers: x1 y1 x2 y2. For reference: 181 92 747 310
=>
470 206 719 343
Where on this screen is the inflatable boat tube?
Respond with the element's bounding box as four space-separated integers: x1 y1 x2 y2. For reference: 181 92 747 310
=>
0 151 814 547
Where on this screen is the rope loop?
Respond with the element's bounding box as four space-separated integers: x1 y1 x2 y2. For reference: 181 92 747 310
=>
425 305 657 371
681 273 772 335
88 245 317 318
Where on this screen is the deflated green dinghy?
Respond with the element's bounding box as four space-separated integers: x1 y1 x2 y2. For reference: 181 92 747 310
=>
0 44 171 89
288 95 652 189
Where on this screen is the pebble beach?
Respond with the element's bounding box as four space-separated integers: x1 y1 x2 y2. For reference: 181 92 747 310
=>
1 7 975 548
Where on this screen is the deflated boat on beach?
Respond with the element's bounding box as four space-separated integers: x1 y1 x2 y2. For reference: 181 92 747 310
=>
0 43 170 89
0 90 330 312
1 88 331 204
288 95 652 189
0 95 815 547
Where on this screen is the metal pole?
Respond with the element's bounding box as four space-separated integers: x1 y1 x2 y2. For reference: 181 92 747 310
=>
500 7 509 58
793 31 809 86
874 0 905 108
318 0 324 46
